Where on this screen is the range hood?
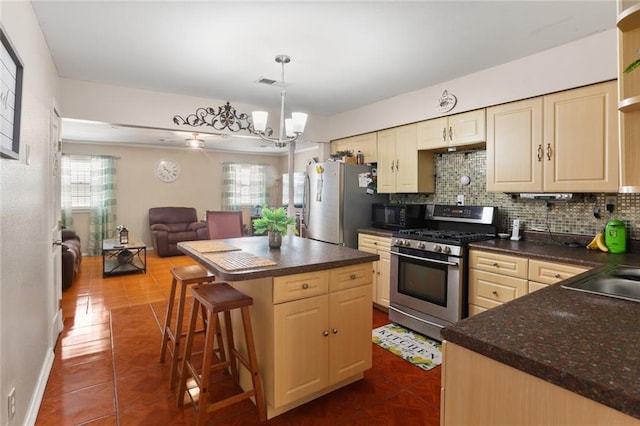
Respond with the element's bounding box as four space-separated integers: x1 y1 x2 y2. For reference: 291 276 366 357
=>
519 193 575 201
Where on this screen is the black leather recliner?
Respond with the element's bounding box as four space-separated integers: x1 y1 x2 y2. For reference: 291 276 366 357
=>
148 207 208 257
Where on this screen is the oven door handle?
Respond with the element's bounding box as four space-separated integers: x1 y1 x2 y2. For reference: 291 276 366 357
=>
390 250 458 266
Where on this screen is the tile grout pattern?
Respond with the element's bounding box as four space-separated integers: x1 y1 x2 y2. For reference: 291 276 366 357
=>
37 252 441 425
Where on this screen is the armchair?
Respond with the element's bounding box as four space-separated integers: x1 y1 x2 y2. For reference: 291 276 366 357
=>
149 207 208 257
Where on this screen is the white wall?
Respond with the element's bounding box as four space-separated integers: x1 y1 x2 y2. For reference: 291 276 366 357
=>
0 2 61 425
326 29 617 139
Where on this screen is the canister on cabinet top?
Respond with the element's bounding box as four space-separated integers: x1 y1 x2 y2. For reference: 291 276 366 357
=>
605 219 627 254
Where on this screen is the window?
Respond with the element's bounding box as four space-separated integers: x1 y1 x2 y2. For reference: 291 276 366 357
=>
222 163 266 210
62 155 92 209
282 172 305 208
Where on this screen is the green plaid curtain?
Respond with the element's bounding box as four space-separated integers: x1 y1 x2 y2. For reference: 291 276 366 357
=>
60 155 73 228
222 163 266 211
87 157 117 255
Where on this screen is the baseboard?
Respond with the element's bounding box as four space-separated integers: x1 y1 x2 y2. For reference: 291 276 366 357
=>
24 345 55 425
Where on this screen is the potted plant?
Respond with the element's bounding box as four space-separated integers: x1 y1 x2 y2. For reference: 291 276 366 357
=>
252 205 298 248
329 150 355 163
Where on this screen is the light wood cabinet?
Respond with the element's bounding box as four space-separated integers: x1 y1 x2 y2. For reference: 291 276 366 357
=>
416 109 486 150
234 263 373 418
330 132 377 163
486 81 618 193
469 249 592 313
618 0 640 192
441 342 639 426
377 124 434 194
527 259 589 293
358 233 391 307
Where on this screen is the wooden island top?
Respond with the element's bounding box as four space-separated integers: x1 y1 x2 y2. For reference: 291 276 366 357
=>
178 235 379 280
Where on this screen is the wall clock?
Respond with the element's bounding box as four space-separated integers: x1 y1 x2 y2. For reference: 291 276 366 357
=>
154 159 181 182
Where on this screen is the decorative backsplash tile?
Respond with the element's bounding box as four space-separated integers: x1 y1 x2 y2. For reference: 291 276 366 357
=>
390 149 640 239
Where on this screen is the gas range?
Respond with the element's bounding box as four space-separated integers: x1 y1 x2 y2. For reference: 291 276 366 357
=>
391 205 498 257
392 229 495 257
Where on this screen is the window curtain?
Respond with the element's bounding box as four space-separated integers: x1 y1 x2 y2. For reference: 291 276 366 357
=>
221 163 266 211
87 157 117 255
61 155 73 228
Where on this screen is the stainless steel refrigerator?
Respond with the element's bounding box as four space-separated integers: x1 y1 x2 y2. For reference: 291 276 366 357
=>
303 162 388 248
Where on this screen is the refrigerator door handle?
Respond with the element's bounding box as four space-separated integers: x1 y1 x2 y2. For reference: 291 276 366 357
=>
303 173 311 228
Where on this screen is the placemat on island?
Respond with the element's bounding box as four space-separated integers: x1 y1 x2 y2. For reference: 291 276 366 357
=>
203 251 277 271
181 240 241 253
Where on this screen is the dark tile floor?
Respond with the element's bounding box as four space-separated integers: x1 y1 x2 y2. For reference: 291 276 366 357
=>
36 253 441 425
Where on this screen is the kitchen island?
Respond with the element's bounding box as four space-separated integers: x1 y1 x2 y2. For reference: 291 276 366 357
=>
440 266 640 425
178 235 378 419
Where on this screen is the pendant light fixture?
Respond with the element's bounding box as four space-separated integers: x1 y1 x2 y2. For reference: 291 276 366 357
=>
185 133 204 149
252 55 308 148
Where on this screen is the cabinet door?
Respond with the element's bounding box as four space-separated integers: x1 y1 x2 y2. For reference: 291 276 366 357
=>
376 128 396 193
417 117 447 150
376 249 391 307
449 109 486 147
329 285 373 384
543 81 618 192
486 98 543 192
395 123 418 192
273 294 329 407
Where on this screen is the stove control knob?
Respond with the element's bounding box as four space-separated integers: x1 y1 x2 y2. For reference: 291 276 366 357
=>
403 240 411 247
434 245 442 253
443 246 451 254
394 239 402 246
417 242 426 249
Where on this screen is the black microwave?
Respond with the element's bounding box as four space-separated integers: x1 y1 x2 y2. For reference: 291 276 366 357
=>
371 204 427 230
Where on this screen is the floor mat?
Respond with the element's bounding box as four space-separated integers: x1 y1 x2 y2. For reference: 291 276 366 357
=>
372 323 442 371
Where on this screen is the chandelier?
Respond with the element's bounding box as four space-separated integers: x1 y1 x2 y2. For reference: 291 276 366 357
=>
172 55 307 148
252 55 308 148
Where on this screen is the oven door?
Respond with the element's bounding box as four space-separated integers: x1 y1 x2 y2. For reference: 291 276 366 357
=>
389 247 462 324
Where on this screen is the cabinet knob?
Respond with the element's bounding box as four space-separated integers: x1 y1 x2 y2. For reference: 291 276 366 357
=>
395 159 399 171
546 143 552 160
492 262 499 267
449 126 453 141
323 330 329 337
554 273 561 278
350 274 357 280
442 127 447 142
537 144 543 162
302 283 309 289
492 290 499 296
332 328 338 334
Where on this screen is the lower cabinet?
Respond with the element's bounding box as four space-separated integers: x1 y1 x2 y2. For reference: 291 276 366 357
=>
358 233 391 307
441 342 638 425
233 263 373 419
469 249 591 314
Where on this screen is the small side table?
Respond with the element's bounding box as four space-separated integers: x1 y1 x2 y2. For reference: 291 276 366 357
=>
102 239 147 278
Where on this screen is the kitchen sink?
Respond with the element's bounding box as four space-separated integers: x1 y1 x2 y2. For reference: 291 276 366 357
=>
562 265 640 303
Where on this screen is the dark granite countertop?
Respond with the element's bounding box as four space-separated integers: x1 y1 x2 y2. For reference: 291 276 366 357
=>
444 234 640 419
178 235 378 281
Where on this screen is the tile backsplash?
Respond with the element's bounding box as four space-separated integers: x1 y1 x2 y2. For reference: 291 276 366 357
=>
390 149 640 239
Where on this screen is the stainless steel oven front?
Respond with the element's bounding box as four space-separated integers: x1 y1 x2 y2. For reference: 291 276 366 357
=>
389 246 464 341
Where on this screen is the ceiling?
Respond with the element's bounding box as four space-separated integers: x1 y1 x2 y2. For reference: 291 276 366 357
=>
31 1 617 154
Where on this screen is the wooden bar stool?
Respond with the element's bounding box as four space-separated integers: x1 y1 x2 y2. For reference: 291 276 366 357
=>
159 265 224 389
177 282 266 424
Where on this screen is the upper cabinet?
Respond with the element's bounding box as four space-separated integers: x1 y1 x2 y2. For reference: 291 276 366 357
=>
330 132 377 163
487 81 618 193
417 109 486 151
377 124 434 194
618 0 640 192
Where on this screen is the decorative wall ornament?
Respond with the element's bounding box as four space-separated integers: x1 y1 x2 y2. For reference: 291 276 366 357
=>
436 90 457 113
173 101 273 136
